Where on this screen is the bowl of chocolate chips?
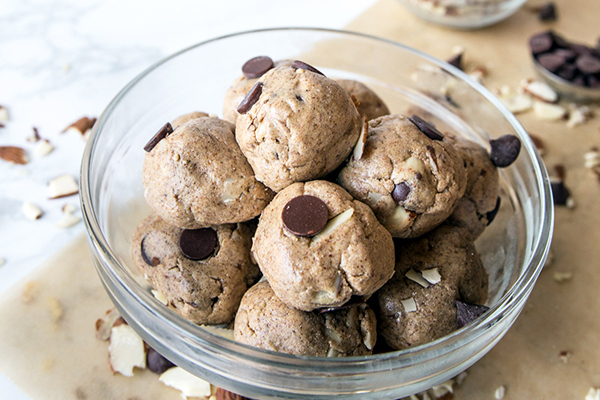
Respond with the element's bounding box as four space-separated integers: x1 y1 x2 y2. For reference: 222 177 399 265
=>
531 30 600 102
81 28 553 399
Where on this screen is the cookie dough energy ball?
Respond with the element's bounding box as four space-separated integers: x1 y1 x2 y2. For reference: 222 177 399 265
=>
338 114 467 239
131 214 260 325
335 79 390 121
142 116 273 229
235 61 363 192
252 180 395 312
374 225 489 350
234 281 377 357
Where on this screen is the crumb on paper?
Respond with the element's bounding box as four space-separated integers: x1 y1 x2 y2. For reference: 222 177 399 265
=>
494 385 506 399
586 387 600 400
0 146 29 165
33 139 54 157
46 296 63 322
158 367 211 398
151 289 168 305
559 350 571 363
22 281 42 304
22 201 43 220
108 324 147 376
553 271 573 282
48 174 79 199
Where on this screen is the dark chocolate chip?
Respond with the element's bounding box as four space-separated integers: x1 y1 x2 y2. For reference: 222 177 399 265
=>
446 53 463 71
530 32 554 55
237 82 263 114
572 75 586 87
144 122 173 152
551 180 571 206
486 197 501 225
282 195 328 237
141 237 160 267
456 299 490 329
556 63 577 81
575 55 600 75
317 296 365 314
242 56 274 79
409 115 444 141
538 2 557 21
538 53 566 72
489 135 521 168
291 60 325 76
392 182 411 203
554 164 566 180
588 75 600 88
570 44 595 57
554 48 577 62
146 347 175 374
179 228 218 261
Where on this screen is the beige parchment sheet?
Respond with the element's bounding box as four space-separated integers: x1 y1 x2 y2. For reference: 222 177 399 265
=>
1 1 600 399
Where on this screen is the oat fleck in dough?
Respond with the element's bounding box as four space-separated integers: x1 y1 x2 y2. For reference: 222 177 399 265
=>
335 79 390 121
252 180 395 312
373 225 488 350
235 65 363 192
143 116 273 229
234 281 377 356
131 214 260 325
338 114 467 239
444 135 500 239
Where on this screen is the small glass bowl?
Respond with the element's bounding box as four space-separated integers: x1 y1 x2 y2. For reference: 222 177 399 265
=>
81 28 553 399
396 0 527 29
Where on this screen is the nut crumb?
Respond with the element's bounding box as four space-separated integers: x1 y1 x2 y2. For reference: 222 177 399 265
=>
586 387 600 400
0 105 9 122
46 296 63 322
558 350 571 363
22 281 41 304
22 202 43 220
553 271 573 282
48 174 79 199
33 139 54 157
0 146 29 165
494 385 506 399
27 127 42 142
62 116 96 137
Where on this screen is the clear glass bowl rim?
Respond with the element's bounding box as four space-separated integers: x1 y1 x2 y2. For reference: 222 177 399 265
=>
80 27 554 372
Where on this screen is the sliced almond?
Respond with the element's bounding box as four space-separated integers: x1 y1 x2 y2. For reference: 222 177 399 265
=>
62 203 77 214
586 388 600 400
27 127 41 142
33 139 54 157
0 105 9 122
552 271 573 282
522 80 558 103
199 325 235 341
405 269 430 288
221 178 245 204
584 148 600 169
421 268 442 285
468 67 487 84
401 297 417 313
384 205 417 233
158 367 211 398
55 213 81 228
533 101 567 121
311 208 354 244
108 324 146 376
430 379 454 397
62 116 96 136
48 174 79 199
151 289 168 305
500 93 533 114
95 308 124 341
567 105 593 128
353 116 368 161
22 202 43 220
0 146 29 165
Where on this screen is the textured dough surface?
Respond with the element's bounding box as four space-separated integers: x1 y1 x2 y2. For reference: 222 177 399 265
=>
235 66 362 192
252 180 395 311
234 281 377 357
131 214 260 325
444 135 500 239
374 225 488 350
336 79 390 121
143 116 273 229
338 114 467 238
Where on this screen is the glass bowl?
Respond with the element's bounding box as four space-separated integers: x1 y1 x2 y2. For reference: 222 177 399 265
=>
395 0 527 29
81 28 553 399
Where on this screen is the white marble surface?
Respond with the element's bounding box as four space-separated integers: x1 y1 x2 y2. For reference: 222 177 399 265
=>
0 0 377 398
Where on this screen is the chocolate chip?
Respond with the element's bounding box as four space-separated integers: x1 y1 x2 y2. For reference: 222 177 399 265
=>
486 197 501 225
538 2 557 21
282 195 328 237
551 180 571 206
575 55 600 74
556 63 577 81
242 56 274 79
392 182 411 203
446 53 463 71
538 53 566 72
409 115 444 141
291 60 325 76
237 82 263 114
317 296 365 314
456 299 490 329
144 122 173 152
530 32 554 55
141 237 160 266
179 228 218 261
146 347 175 374
554 48 577 62
572 75 586 87
588 75 600 88
489 135 521 168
